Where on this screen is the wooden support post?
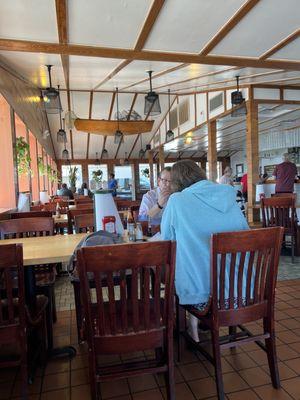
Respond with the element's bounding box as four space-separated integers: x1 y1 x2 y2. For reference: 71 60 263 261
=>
246 100 260 223
158 145 165 173
149 150 154 189
82 164 89 187
207 120 217 181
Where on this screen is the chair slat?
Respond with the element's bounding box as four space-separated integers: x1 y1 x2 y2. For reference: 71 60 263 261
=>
119 270 128 333
143 268 150 330
246 251 255 305
131 268 139 332
94 272 105 336
154 265 161 327
106 271 117 335
229 253 237 309
219 253 226 309
237 252 246 307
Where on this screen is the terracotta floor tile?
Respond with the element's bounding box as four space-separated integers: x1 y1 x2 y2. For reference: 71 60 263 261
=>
238 366 271 387
277 330 300 344
156 367 184 387
128 374 157 393
71 355 88 370
280 318 300 329
247 349 268 366
13 378 42 397
41 388 70 400
254 385 293 400
188 376 217 399
225 352 257 370
161 382 195 400
202 358 233 376
262 361 297 380
71 368 89 386
285 357 300 375
281 376 300 398
132 388 164 400
71 384 91 400
45 359 70 375
277 344 299 361
227 389 260 400
223 371 249 393
179 361 210 381
284 308 300 318
288 341 300 353
100 378 130 399
42 372 69 392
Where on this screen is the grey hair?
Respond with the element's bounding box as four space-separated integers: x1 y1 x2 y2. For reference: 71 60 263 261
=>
170 160 206 192
158 166 171 178
224 166 232 174
282 153 290 161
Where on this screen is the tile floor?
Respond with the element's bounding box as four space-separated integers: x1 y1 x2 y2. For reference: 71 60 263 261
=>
1 256 300 400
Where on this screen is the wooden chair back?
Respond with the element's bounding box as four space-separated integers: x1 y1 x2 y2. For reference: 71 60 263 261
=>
10 211 52 219
75 198 93 206
67 208 94 234
51 196 69 202
75 203 94 210
30 205 43 211
77 241 176 354
115 199 140 211
271 193 297 200
0 244 26 338
261 197 297 234
0 217 54 239
74 214 95 233
210 227 284 326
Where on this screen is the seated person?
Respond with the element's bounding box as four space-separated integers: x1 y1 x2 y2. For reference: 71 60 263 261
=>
219 166 234 186
57 183 74 199
77 182 92 197
138 167 171 225
161 160 249 341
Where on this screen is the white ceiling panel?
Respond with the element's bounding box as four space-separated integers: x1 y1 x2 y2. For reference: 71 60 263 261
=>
72 92 91 119
269 37 300 61
211 0 300 57
68 0 151 48
92 92 114 119
144 0 245 53
69 56 124 90
101 60 181 91
88 134 104 159
72 131 88 159
0 0 58 42
0 52 64 88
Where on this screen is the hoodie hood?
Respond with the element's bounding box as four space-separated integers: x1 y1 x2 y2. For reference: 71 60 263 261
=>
183 180 237 213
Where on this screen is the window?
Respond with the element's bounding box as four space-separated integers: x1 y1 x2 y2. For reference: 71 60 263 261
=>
114 165 133 199
139 163 150 190
88 164 108 190
61 164 83 190
29 131 39 202
0 95 16 208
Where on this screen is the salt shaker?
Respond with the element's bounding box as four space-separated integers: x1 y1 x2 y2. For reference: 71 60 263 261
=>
135 222 143 241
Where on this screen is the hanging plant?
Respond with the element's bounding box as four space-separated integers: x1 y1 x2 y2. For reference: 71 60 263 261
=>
69 166 78 189
141 167 150 179
92 169 103 184
38 156 47 175
48 167 58 183
16 137 31 176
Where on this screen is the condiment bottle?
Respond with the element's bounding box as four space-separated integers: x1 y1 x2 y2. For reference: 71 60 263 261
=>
102 215 116 233
147 215 152 237
135 222 143 241
56 202 61 218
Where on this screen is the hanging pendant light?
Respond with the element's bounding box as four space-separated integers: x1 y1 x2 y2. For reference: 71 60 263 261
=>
114 87 124 144
139 134 145 159
57 86 67 143
144 70 161 116
124 152 129 165
166 89 174 142
102 148 108 158
62 147 69 159
42 65 62 114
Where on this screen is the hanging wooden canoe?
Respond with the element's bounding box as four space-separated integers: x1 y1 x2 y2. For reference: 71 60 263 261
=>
74 119 154 135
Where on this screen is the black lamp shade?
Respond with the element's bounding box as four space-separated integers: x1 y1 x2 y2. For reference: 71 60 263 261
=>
43 88 62 114
57 128 67 143
139 149 145 159
102 149 108 158
166 129 174 142
62 149 69 159
114 130 123 144
144 92 161 115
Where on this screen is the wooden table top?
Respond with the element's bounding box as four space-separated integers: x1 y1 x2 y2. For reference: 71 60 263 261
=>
0 233 87 266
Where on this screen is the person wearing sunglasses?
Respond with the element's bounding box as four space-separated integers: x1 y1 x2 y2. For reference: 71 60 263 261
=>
138 167 171 225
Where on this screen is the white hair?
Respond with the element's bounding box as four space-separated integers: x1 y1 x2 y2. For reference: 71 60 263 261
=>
282 153 290 162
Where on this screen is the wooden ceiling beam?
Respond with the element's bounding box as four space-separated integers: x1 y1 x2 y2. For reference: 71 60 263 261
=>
200 0 261 55
93 0 165 90
85 91 94 159
260 29 300 60
2 39 300 71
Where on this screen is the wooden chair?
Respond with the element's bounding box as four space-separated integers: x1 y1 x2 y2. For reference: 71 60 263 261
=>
271 193 297 199
0 217 57 348
75 203 94 210
77 241 176 400
261 197 297 262
177 227 284 400
115 199 140 211
10 211 52 219
67 209 94 234
0 244 48 398
74 214 95 233
30 205 43 211
75 198 93 206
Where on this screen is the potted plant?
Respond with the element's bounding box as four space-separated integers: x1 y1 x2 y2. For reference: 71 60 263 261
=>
47 166 58 183
16 137 31 176
68 166 78 192
38 156 47 175
92 169 103 190
141 167 150 179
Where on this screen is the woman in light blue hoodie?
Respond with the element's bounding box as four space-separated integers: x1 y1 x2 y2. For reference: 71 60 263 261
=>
161 160 249 341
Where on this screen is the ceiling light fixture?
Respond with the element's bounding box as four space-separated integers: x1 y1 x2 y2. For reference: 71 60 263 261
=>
166 88 174 142
57 86 67 143
139 134 145 159
42 65 62 114
144 70 161 116
114 87 124 144
102 148 108 158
